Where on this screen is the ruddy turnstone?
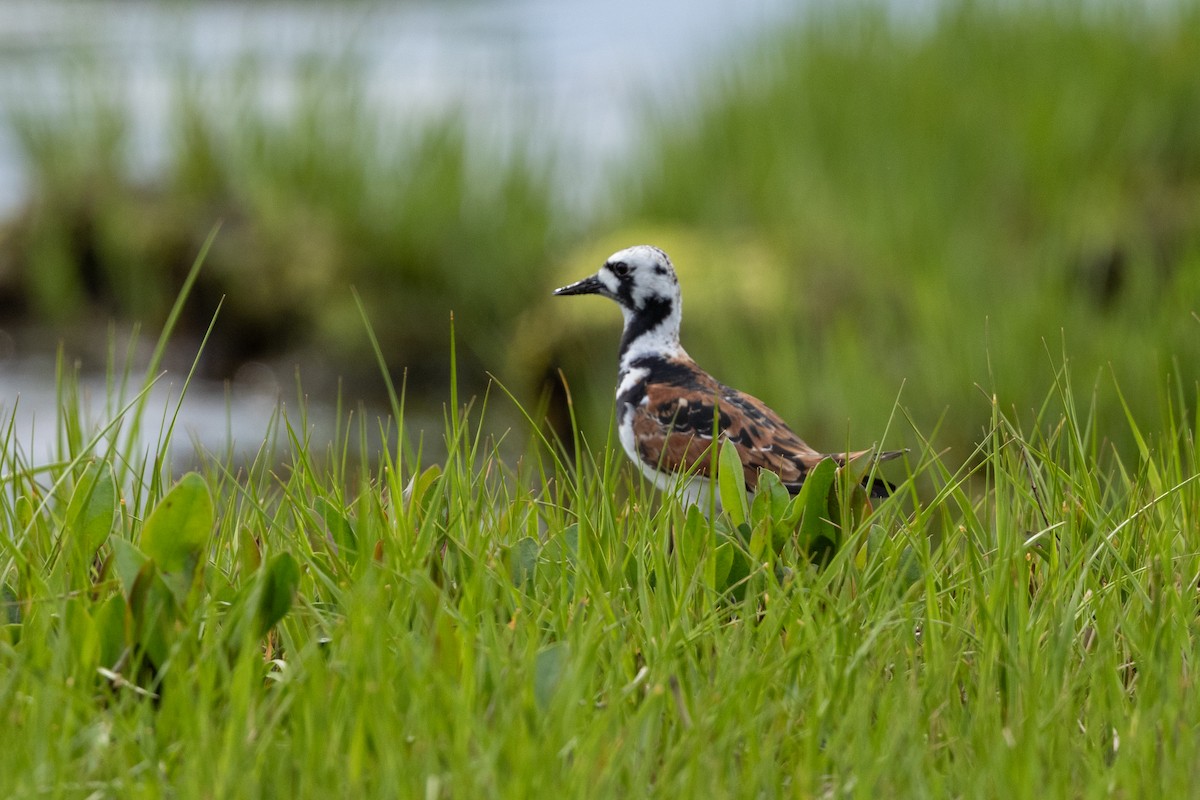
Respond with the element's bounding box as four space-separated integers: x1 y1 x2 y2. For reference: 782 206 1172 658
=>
554 245 901 509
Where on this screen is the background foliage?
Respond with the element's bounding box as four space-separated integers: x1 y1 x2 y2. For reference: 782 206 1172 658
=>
3 3 1199 463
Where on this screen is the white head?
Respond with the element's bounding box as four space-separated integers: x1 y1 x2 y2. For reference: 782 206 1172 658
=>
555 245 685 365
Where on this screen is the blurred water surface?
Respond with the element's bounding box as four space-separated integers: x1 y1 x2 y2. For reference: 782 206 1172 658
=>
0 0 801 215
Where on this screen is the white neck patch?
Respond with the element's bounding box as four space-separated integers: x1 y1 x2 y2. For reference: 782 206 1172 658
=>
618 301 685 370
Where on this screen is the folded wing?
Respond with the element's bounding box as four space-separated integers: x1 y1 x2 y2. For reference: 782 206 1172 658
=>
632 373 901 495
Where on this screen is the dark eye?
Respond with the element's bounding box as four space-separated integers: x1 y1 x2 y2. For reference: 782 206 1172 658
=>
610 261 630 278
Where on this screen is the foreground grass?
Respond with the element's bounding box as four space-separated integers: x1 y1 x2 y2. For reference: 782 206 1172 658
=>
2 332 1198 797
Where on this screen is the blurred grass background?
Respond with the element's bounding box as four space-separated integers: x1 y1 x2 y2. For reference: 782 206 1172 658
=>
593 1 1200 462
2 0 1199 464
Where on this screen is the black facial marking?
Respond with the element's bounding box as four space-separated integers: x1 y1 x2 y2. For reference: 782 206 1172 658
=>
618 296 672 359
614 274 636 309
617 377 647 416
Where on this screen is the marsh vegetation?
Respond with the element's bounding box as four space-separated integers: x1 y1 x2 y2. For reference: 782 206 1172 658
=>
2 2 1200 796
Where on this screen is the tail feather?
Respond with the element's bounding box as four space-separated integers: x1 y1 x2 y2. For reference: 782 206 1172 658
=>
855 448 904 498
827 448 905 499
779 448 905 498
862 449 903 498
844 448 906 464
863 475 897 499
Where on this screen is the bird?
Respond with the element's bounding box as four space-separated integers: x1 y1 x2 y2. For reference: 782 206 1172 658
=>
553 244 902 510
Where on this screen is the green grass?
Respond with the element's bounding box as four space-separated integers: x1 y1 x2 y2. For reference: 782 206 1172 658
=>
2 304 1199 797
4 6 1200 793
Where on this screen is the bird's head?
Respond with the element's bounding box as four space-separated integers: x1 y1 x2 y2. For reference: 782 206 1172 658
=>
554 245 680 316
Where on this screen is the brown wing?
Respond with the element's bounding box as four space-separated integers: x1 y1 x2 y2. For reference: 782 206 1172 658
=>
633 363 901 492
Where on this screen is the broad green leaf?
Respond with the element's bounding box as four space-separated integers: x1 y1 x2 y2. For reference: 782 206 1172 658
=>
535 642 568 710
315 498 357 560
432 610 462 677
715 531 752 597
539 525 580 595
564 524 579 558
678 505 708 576
717 439 749 526
751 471 794 554
15 495 34 531
712 540 734 591
838 476 873 535
256 553 300 637
16 495 48 564
796 458 839 554
748 521 768 561
855 522 889 570
406 464 443 515
897 544 924 591
542 524 579 564
780 484 809 531
94 593 128 668
751 470 790 525
128 560 177 668
508 537 539 587
63 598 97 669
65 461 117 559
140 472 213 604
1 582 19 627
111 537 149 595
237 526 262 577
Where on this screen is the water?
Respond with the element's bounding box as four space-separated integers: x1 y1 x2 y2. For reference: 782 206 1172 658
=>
0 0 800 462
0 0 801 215
0 356 295 465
